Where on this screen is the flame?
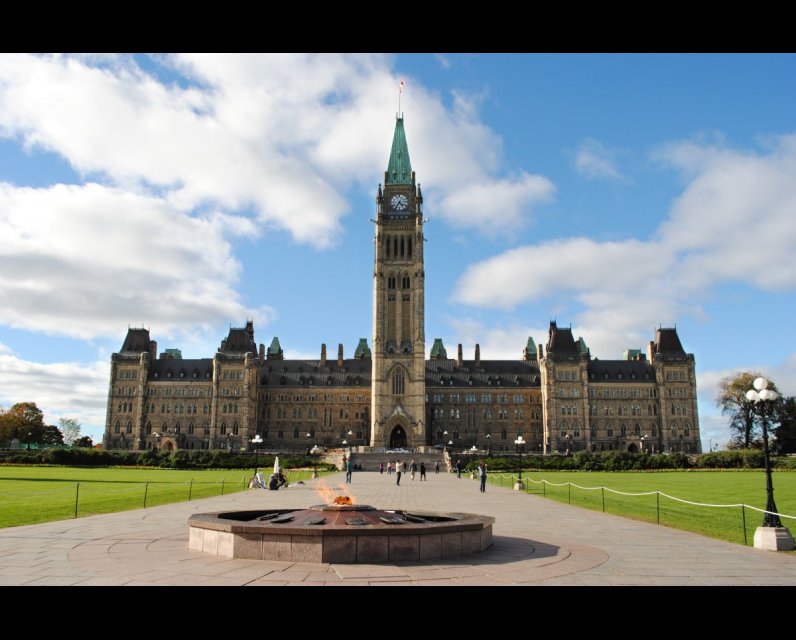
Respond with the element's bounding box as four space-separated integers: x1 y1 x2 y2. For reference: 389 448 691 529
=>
314 478 357 505
333 496 353 506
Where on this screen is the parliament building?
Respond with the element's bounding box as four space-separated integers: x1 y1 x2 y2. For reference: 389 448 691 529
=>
104 117 701 455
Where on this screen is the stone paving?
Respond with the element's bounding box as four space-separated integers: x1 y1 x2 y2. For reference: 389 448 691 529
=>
1 470 795 585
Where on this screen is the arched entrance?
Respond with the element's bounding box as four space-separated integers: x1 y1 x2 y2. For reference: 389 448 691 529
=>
389 425 407 449
161 439 176 452
627 443 638 453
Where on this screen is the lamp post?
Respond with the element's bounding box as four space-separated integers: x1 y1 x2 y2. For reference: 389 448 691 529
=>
564 433 571 456
310 445 321 479
347 430 354 454
27 431 32 451
514 435 526 490
152 432 160 451
746 377 794 550
485 433 491 456
251 434 263 478
640 434 648 454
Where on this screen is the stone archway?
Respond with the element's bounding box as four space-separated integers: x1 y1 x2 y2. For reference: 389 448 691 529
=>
627 443 638 453
389 425 407 449
161 439 176 452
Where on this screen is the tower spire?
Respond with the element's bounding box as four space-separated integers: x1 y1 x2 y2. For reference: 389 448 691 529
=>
386 115 412 185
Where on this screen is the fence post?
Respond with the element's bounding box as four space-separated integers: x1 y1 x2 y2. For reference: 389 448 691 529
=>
242 475 245 488
568 482 572 504
221 478 225 495
74 482 80 519
601 486 605 512
656 491 660 525
741 504 747 546
188 479 193 502
543 481 546 498
143 481 149 509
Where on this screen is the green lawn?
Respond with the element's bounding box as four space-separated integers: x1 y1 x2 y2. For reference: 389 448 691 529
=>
487 470 796 548
0 466 326 529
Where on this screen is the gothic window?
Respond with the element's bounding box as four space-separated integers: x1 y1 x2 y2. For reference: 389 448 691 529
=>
146 422 152 435
407 237 412 257
573 421 580 437
393 368 405 396
188 422 195 435
293 427 299 439
204 422 210 435
125 421 132 434
388 276 396 290
402 275 410 289
606 423 613 437
232 422 239 435
220 422 227 435
634 423 640 435
175 422 181 435
501 429 507 440
621 424 627 437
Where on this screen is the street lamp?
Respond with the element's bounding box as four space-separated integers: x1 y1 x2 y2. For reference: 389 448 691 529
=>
485 433 491 456
564 433 571 456
640 434 648 454
251 434 263 478
347 430 354 454
746 378 794 550
152 432 160 451
310 445 321 479
27 431 32 451
514 435 526 490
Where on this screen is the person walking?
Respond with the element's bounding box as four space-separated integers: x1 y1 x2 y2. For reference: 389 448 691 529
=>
379 461 384 475
435 460 439 474
420 461 427 481
410 460 417 480
403 461 407 474
457 459 462 479
346 457 353 483
478 461 488 493
396 460 402 486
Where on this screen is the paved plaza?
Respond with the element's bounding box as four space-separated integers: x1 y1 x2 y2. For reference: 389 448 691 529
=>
1 470 795 585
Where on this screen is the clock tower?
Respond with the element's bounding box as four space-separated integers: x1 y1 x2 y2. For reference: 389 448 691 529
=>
371 116 426 449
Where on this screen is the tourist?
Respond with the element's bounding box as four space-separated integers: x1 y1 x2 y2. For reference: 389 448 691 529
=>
434 460 439 474
346 457 353 483
478 461 488 493
379 461 384 475
396 461 402 486
410 460 417 480
402 461 407 473
420 461 427 481
457 459 462 479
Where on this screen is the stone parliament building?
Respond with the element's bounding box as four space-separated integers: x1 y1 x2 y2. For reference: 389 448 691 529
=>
104 117 701 456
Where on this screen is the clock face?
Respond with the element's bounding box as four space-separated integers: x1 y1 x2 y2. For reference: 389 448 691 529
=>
390 194 408 211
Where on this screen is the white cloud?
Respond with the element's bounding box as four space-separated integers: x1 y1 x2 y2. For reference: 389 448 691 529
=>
454 133 796 358
574 138 624 181
0 182 271 339
0 344 109 441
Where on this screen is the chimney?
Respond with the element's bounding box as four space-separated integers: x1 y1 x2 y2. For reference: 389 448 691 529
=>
457 344 463 367
259 343 265 360
647 340 655 363
537 344 544 360
474 344 481 367
320 343 327 367
337 343 344 367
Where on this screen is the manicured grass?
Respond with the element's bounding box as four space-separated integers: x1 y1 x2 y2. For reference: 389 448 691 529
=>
0 466 326 529
487 470 796 548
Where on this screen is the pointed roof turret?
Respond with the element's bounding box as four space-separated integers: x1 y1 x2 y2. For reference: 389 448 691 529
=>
430 338 448 359
386 116 412 185
266 336 284 360
354 338 372 359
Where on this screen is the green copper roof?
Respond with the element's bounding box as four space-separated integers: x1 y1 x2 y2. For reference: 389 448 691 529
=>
386 117 412 185
623 348 641 361
354 338 371 358
164 348 182 359
577 337 589 354
430 338 447 359
267 337 282 355
525 337 536 353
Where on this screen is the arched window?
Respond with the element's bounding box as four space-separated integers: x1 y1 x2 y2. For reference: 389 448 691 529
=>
220 421 227 435
204 422 210 435
232 421 239 435
145 421 152 435
634 423 640 435
501 429 507 440
188 422 195 435
402 274 410 289
393 368 405 396
126 420 132 434
175 422 181 435
621 424 627 437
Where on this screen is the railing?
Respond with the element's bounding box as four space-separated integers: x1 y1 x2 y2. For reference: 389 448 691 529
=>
485 473 796 547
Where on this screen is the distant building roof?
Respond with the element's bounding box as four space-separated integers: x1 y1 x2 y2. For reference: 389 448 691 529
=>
120 328 151 354
430 338 448 359
655 328 686 357
546 321 579 356
267 336 284 360
163 348 182 359
219 321 257 355
587 360 655 383
148 359 213 382
354 338 371 359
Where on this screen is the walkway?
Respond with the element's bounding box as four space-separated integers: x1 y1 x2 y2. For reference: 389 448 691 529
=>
1 470 795 585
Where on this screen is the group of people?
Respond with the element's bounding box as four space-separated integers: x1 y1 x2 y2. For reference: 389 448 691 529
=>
381 459 441 485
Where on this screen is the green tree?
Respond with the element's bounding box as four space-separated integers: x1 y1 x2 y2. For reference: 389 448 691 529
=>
58 417 82 445
73 436 94 448
42 424 64 446
717 372 779 449
773 396 796 455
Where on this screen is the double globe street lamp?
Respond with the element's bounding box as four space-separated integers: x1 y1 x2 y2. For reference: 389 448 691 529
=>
514 435 526 491
746 377 794 550
251 434 263 479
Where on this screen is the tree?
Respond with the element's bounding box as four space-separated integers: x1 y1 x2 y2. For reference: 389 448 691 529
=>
716 372 779 449
42 424 64 446
73 436 94 448
773 396 796 454
0 402 46 445
58 418 82 445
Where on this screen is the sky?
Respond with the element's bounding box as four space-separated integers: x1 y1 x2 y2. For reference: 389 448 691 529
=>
0 53 794 448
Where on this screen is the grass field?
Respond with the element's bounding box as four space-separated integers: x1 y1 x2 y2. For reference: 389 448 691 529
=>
486 470 796 548
0 466 326 529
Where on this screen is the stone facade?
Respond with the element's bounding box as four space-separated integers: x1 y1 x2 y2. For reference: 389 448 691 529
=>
104 117 701 455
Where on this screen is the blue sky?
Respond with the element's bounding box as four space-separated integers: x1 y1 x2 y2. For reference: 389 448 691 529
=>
0 53 794 448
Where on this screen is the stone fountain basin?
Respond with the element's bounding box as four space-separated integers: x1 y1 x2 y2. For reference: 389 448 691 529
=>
188 506 494 563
